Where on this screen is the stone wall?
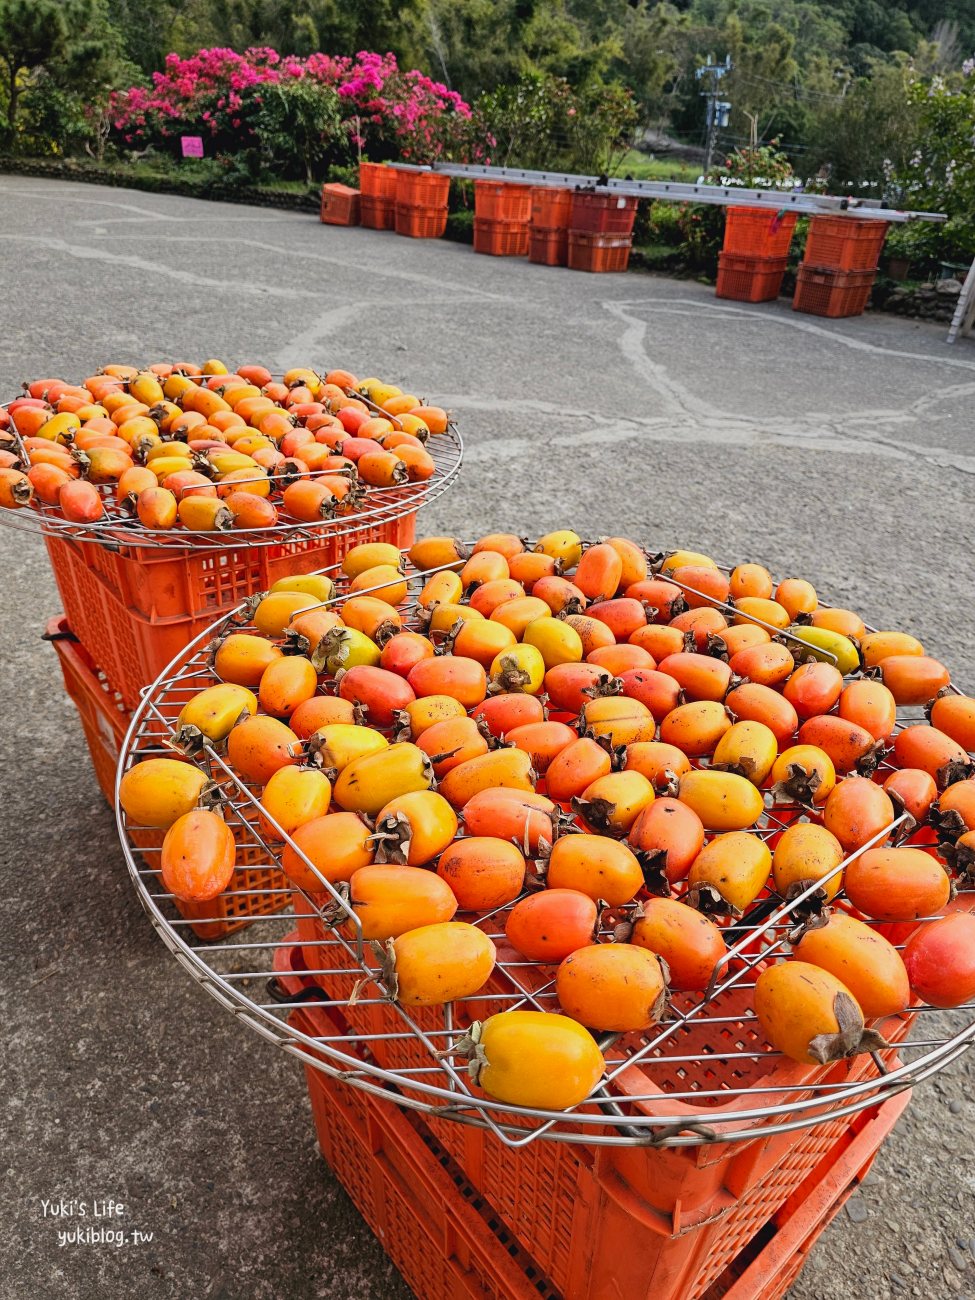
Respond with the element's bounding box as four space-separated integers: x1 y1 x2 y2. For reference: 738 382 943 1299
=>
879 278 962 323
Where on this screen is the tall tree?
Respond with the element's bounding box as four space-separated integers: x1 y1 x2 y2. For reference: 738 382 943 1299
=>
0 0 69 142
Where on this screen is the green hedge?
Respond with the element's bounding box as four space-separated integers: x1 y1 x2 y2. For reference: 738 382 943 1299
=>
0 155 321 211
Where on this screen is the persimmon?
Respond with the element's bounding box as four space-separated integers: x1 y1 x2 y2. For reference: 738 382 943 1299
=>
505 886 600 966
557 944 668 1032
437 837 526 910
389 923 496 1006
630 897 726 991
338 664 416 726
903 913 975 1008
505 720 577 773
349 865 457 940
161 810 236 902
845 847 951 922
755 963 882 1065
462 788 558 855
373 790 458 866
546 833 644 906
574 769 654 836
283 811 374 892
785 660 842 722
823 777 895 853
629 796 705 885
545 737 613 803
794 913 909 1017
687 832 771 913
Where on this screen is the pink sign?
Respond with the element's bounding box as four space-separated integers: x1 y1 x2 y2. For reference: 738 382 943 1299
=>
181 136 204 158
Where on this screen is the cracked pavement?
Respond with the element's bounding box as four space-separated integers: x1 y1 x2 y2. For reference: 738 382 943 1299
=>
1 176 974 1300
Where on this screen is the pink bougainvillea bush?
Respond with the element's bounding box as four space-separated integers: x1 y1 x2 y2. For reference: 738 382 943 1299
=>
109 48 473 176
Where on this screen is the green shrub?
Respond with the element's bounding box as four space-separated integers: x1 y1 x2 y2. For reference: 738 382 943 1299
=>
893 68 975 268
472 72 638 176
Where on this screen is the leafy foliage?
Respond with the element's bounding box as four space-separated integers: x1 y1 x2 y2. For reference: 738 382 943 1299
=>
108 48 473 178
892 64 975 265
0 0 133 151
473 72 638 174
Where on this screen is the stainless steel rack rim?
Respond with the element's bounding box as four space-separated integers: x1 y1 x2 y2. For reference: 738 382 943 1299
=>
135 891 975 1151
0 395 462 550
115 540 975 1148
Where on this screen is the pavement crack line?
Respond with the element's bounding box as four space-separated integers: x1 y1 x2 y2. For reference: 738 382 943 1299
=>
117 233 509 301
597 297 975 475
0 234 323 298
609 295 975 373
0 187 176 220
448 384 975 475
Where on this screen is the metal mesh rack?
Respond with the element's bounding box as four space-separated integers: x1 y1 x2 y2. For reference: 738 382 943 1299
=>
115 545 975 1149
0 378 462 551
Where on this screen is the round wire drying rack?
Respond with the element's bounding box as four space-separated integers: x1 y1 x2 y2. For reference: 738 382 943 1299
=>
115 544 975 1149
0 379 463 551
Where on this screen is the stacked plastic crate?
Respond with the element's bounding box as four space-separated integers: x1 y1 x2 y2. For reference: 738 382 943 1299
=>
717 208 798 303
396 168 451 239
276 937 911 1300
567 191 640 272
529 187 573 266
359 163 398 230
472 182 533 257
794 217 890 318
42 517 419 940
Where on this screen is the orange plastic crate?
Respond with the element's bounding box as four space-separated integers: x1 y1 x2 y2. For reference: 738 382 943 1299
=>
529 226 569 267
793 265 876 318
396 169 451 208
359 161 398 199
46 615 130 805
395 203 448 239
47 615 291 940
716 253 788 303
531 186 572 228
44 513 417 710
474 181 533 224
360 194 396 230
567 231 632 273
722 208 797 259
280 941 909 1300
569 191 638 236
710 1089 909 1300
289 918 912 1300
473 217 530 257
292 1003 548 1300
320 183 360 225
803 216 890 272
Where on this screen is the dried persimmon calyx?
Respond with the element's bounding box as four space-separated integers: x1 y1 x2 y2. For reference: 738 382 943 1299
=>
808 992 890 1065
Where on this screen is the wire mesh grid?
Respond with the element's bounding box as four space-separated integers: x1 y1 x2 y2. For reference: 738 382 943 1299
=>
0 377 462 551
115 544 975 1149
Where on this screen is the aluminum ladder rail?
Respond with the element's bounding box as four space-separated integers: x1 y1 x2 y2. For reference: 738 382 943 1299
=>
404 161 946 224
947 257 975 343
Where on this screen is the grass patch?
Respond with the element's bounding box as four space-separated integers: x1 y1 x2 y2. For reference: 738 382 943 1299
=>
613 149 701 182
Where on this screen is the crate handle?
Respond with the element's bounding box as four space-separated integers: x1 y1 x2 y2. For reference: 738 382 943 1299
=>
265 976 331 1006
42 626 78 643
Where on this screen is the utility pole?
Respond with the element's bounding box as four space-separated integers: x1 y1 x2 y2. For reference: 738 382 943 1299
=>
696 54 732 175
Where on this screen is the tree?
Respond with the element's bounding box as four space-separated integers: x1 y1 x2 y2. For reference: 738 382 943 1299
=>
804 59 917 195
0 0 124 149
0 0 69 143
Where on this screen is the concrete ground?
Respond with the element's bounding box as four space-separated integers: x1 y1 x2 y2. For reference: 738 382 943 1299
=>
2 176 974 1300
